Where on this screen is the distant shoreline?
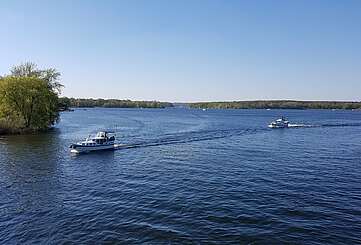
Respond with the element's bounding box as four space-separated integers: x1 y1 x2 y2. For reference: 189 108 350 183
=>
187 100 361 110
58 99 361 110
58 97 174 110
58 98 361 110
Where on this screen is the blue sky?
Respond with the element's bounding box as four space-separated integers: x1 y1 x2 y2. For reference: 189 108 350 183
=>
1 0 361 102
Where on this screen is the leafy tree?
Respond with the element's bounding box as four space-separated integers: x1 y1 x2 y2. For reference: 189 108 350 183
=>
10 62 63 93
0 76 59 129
58 97 71 111
10 62 40 77
0 62 63 132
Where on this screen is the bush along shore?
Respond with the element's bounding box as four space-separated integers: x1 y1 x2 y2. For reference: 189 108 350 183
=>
189 100 361 110
0 62 62 135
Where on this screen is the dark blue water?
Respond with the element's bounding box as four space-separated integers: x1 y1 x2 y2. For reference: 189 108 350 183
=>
1 108 361 244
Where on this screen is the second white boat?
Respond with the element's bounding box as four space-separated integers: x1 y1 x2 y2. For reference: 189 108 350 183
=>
268 117 289 128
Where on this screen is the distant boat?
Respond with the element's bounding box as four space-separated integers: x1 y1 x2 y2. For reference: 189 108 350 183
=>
202 108 206 111
70 131 116 153
266 108 271 111
268 117 289 128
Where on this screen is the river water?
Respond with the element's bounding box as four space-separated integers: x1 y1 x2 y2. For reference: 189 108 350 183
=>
1 108 361 244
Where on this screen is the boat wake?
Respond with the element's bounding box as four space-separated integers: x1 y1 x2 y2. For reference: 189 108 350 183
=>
113 122 361 150
289 122 361 128
115 128 265 150
288 124 314 128
320 122 361 128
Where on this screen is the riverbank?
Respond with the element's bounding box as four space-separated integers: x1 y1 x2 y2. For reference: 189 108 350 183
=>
0 120 21 135
0 120 53 136
0 127 32 135
0 127 55 136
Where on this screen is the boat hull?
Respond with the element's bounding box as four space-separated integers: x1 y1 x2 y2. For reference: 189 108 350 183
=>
268 124 289 128
70 144 115 153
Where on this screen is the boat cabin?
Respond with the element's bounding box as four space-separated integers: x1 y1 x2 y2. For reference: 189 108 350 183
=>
79 131 116 146
70 131 117 153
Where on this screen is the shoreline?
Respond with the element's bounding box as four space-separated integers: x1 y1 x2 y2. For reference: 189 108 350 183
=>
188 100 361 110
0 127 54 136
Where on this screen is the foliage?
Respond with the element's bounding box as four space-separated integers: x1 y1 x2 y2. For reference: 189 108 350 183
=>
58 97 71 111
10 62 63 93
189 100 361 110
0 62 62 133
59 97 173 109
0 76 60 130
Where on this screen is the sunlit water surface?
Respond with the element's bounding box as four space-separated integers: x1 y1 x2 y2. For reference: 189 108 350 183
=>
1 108 361 244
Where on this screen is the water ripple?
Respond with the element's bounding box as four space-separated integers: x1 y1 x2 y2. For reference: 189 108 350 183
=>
1 108 361 244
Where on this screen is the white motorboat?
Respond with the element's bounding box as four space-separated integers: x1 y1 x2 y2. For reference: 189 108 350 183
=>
268 117 289 128
70 131 116 153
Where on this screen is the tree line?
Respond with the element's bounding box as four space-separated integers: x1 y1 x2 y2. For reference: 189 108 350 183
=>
189 100 361 110
58 97 173 110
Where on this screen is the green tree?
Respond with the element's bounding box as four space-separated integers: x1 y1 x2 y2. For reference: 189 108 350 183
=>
0 76 59 129
10 62 63 93
58 97 71 111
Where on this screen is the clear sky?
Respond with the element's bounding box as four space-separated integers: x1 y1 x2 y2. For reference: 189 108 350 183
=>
1 0 361 102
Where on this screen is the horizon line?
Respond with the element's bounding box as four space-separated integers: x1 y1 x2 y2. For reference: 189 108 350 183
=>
60 97 361 103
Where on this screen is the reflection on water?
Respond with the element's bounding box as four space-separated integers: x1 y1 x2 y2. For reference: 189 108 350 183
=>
1 108 361 244
1 131 64 218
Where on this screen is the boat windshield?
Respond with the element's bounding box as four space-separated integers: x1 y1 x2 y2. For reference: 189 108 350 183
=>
96 132 106 138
